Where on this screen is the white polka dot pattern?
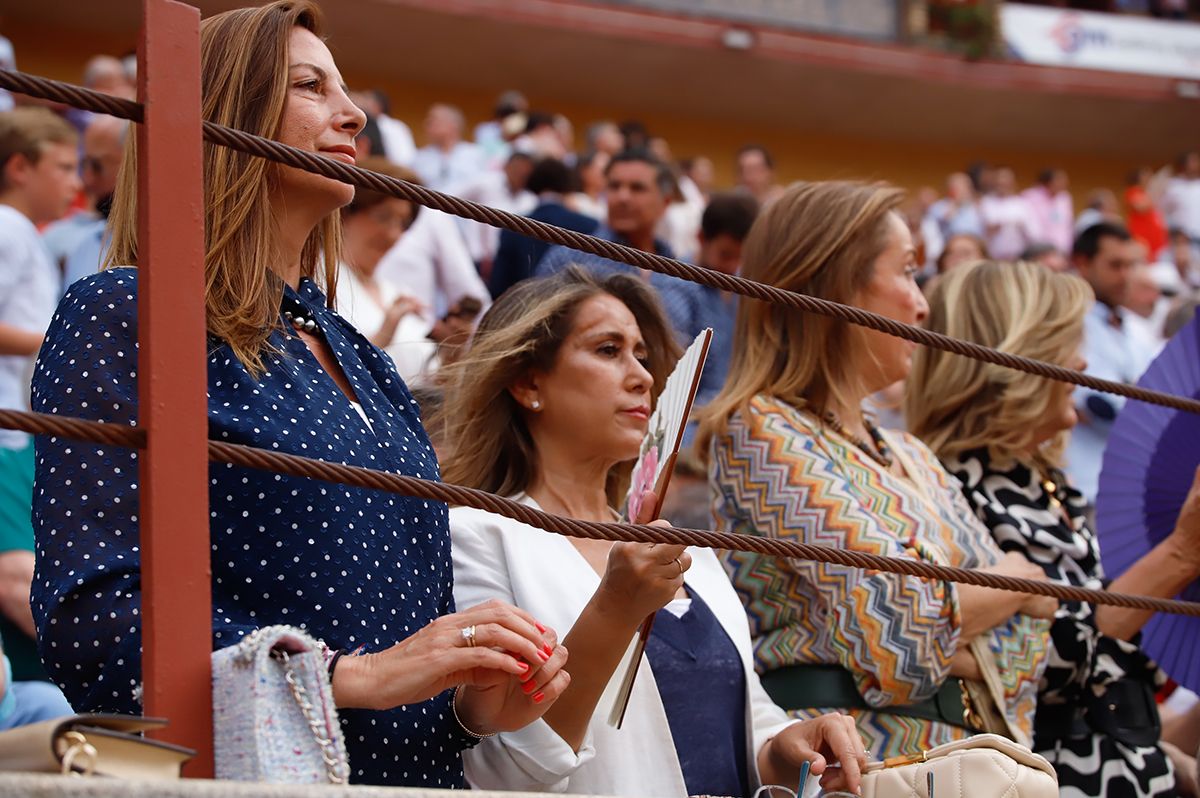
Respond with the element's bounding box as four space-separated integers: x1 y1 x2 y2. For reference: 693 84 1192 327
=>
29 269 474 786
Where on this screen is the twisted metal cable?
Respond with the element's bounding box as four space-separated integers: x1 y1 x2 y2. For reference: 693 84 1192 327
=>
4 67 1200 415
0 409 144 449
6 404 1199 615
205 438 1200 617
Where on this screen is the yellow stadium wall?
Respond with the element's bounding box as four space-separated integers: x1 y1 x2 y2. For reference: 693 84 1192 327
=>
8 22 1139 210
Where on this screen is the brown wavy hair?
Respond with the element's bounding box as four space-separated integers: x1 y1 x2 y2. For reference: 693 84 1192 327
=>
104 0 341 375
905 259 1092 471
436 267 682 507
696 180 906 455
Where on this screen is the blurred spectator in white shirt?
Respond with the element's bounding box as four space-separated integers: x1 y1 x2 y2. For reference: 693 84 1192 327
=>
474 90 527 168
584 121 624 157
657 154 709 265
1123 259 1169 357
61 115 128 291
553 115 575 161
411 104 485 193
374 166 490 329
736 144 784 207
1075 188 1122 234
980 166 1036 260
512 112 568 162
455 151 536 277
82 55 135 101
567 149 609 222
351 90 415 167
1023 167 1074 254
923 171 984 265
336 157 434 383
1163 227 1200 289
1065 222 1154 502
682 156 714 204
1164 151 1200 245
42 115 126 285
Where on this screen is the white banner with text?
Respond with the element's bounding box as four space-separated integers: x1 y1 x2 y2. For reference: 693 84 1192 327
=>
1003 4 1200 80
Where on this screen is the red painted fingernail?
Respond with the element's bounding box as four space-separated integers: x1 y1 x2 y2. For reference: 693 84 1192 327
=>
533 691 545 704
543 643 553 656
538 649 550 662
517 661 529 672
522 679 537 694
535 622 547 633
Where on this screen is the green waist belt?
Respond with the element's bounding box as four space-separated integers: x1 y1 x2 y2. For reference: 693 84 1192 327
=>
760 664 970 730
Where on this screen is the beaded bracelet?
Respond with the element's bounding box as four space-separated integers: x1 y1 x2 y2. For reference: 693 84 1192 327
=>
452 685 497 739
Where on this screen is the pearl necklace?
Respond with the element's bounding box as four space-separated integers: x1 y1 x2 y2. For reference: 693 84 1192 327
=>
283 310 319 334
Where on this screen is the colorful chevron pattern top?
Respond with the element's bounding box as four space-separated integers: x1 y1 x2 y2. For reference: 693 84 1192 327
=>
708 395 1049 758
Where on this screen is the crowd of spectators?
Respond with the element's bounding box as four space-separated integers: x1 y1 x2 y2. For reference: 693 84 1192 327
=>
4 15 1200 796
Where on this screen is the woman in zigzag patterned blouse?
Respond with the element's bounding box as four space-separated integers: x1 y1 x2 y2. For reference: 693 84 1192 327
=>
907 259 1200 798
698 181 1055 761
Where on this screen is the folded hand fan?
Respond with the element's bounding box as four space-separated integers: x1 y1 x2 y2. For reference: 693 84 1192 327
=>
607 328 712 728
1096 315 1200 692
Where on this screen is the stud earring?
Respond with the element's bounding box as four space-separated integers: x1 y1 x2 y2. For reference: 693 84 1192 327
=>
531 400 541 410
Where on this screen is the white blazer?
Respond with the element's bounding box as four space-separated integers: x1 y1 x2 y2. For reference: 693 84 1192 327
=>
450 495 797 797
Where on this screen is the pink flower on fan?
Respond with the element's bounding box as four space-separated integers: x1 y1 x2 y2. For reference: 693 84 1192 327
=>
628 445 660 522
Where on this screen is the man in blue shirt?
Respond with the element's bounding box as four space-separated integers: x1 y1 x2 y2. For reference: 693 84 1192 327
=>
656 193 759 450
61 115 127 293
489 157 598 299
657 193 758 401
1065 222 1154 503
535 149 677 279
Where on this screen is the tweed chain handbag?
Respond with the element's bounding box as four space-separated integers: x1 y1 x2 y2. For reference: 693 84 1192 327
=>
212 625 350 783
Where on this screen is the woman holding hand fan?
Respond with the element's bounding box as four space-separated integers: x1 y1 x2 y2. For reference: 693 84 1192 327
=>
436 266 867 797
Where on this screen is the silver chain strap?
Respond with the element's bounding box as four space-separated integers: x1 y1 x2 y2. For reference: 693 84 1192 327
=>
275 650 349 784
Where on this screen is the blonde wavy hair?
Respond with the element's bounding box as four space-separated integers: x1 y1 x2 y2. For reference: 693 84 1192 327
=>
904 260 1092 470
104 0 340 375
696 180 906 454
436 267 681 507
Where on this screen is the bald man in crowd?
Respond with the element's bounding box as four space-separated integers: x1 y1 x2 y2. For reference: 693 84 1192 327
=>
411 103 484 193
61 114 127 290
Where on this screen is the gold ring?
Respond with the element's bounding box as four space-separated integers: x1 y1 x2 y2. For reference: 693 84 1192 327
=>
462 625 477 648
674 558 684 577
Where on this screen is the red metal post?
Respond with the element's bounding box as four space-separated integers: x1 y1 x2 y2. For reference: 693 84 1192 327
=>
136 0 213 777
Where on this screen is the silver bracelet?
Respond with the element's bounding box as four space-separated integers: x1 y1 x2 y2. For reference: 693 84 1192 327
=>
452 684 497 739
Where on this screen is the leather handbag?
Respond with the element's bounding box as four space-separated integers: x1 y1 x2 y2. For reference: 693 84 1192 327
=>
0 714 193 778
212 625 350 784
859 733 1058 798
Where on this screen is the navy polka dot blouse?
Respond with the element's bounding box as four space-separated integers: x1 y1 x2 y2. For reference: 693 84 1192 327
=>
30 268 474 786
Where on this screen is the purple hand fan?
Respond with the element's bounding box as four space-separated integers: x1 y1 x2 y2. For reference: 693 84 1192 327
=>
1096 315 1200 692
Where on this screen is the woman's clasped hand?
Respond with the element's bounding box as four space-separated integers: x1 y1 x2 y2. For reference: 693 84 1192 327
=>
331 599 569 735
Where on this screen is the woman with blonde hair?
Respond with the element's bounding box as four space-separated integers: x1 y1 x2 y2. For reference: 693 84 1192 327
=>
906 259 1200 798
700 180 1054 762
30 1 568 785
440 266 867 797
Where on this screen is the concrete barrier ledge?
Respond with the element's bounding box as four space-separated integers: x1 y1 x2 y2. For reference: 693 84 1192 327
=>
0 774 606 798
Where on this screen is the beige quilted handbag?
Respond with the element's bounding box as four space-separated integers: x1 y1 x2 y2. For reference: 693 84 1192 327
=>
859 734 1058 798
